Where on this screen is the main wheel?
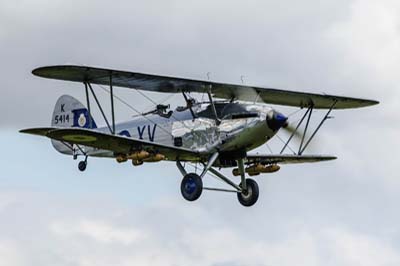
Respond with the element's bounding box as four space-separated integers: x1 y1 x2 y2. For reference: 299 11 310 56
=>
78 161 87 172
180 173 203 201
237 178 259 207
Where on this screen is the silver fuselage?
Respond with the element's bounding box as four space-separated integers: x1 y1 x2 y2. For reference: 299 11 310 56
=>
72 102 278 159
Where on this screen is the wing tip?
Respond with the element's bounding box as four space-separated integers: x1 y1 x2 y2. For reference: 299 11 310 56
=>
326 155 337 161
301 155 337 161
19 127 55 136
19 128 39 134
32 65 81 78
32 65 63 78
359 99 379 108
368 99 380 106
32 65 57 78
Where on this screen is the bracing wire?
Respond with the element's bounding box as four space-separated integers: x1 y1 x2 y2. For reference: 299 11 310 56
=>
140 92 176 115
275 133 296 154
287 108 302 118
96 84 175 138
96 78 300 156
265 143 274 154
185 162 227 182
134 88 158 105
159 93 177 104
132 88 196 132
113 69 196 130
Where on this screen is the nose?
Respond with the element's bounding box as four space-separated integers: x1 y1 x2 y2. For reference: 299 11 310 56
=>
266 111 288 131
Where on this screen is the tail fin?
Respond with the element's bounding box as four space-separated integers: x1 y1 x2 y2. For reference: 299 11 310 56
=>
51 95 97 155
52 95 97 129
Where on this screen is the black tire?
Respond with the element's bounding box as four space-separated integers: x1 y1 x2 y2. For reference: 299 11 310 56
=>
78 161 87 172
180 173 203 201
237 178 259 207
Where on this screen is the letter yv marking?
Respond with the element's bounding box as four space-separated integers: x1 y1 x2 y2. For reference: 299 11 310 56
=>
147 124 157 142
137 126 146 139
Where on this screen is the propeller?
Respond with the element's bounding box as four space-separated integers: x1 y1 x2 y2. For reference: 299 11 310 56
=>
282 121 303 139
266 111 287 131
266 110 302 140
265 109 321 155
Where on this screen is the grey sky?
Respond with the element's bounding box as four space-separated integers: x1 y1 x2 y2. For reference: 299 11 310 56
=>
0 0 399 265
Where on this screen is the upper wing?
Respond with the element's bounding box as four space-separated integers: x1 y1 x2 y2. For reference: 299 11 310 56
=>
20 127 201 161
245 154 337 165
32 65 379 109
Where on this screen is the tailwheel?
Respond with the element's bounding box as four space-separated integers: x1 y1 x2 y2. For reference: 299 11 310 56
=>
180 173 203 201
237 178 259 207
78 159 87 172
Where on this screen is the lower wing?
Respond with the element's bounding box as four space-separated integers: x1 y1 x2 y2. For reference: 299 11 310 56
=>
20 128 336 165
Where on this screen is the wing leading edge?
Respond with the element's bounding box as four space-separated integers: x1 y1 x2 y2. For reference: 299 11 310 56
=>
32 65 379 109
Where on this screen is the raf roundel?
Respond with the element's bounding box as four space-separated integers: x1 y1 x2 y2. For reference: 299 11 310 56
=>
78 113 86 127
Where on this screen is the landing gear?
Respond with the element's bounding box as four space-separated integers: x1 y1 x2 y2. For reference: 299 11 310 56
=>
180 173 203 201
237 178 259 207
78 157 87 172
176 156 260 207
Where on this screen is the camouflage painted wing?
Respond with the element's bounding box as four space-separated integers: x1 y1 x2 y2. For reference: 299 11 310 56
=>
32 65 379 109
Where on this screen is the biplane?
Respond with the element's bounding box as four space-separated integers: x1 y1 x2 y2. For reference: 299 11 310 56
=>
20 65 379 206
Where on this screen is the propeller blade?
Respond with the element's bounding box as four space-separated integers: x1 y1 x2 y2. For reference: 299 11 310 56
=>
282 123 302 139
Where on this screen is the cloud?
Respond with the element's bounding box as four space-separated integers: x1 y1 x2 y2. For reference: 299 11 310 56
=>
0 193 18 213
1 1 400 266
0 0 355 127
50 219 144 245
0 192 399 266
0 240 26 266
324 0 400 99
324 228 400 266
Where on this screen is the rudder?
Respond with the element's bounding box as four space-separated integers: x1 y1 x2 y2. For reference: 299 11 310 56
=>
52 95 97 129
51 95 97 155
